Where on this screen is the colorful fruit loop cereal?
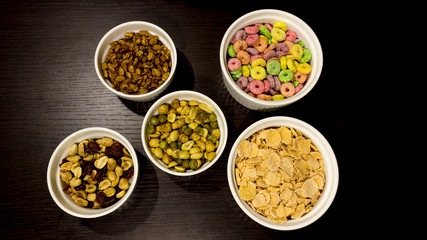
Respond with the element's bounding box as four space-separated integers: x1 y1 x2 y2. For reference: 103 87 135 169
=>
227 21 312 100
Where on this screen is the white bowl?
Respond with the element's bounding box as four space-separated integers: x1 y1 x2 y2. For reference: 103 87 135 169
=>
227 116 338 230
141 90 228 176
94 21 177 101
220 9 323 111
47 127 139 218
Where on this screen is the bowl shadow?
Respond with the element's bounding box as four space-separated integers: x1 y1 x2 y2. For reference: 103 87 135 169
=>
119 49 195 116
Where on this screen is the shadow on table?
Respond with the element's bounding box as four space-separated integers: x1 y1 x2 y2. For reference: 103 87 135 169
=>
119 49 195 116
80 150 159 235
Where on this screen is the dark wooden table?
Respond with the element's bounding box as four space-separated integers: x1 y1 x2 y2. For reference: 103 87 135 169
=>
1 0 385 238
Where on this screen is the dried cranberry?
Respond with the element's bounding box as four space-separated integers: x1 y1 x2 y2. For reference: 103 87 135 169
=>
93 169 101 181
63 184 71 192
125 166 134 179
96 192 106 205
105 142 124 158
82 161 92 178
87 202 94 208
103 197 116 207
86 141 101 154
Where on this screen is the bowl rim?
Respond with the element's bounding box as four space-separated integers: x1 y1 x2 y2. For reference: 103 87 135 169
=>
141 90 228 176
227 116 338 230
47 127 139 218
219 9 323 107
94 20 177 100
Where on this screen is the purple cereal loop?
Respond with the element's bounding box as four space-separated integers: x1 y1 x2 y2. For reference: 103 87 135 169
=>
236 76 249 90
276 42 288 57
248 77 254 82
263 50 277 61
269 88 279 95
267 75 275 89
244 85 250 93
246 47 259 56
273 76 281 91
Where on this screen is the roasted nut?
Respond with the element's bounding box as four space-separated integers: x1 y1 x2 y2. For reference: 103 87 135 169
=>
101 30 172 95
70 177 82 187
98 179 111 191
119 178 129 190
85 184 97 193
116 190 126 199
94 156 108 169
103 187 116 197
60 137 134 209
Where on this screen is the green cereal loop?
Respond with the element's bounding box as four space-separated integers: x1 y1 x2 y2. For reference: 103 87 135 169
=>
259 25 272 39
229 67 241 75
266 60 281 75
228 44 237 57
278 69 293 82
299 49 312 63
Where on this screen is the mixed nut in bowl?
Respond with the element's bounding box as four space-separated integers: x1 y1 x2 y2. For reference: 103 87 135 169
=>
227 117 338 230
47 127 139 218
141 90 228 176
220 9 323 111
94 21 177 101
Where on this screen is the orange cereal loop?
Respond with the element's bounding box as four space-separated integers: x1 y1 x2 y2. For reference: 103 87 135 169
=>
253 37 268 52
256 94 272 101
233 40 248 53
293 72 307 84
237 51 251 65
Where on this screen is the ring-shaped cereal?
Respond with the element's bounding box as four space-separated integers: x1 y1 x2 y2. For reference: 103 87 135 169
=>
291 44 303 60
280 82 295 98
227 58 241 71
253 37 268 52
293 71 308 84
241 65 250 77
248 80 264 95
279 56 287 70
285 30 297 42
278 69 293 82
273 21 287 32
256 93 272 101
262 79 270 93
299 49 312 63
271 28 286 42
297 63 312 74
272 94 285 101
250 66 267 80
233 40 248 53
237 51 251 65
276 43 288 57
245 25 259 34
236 76 249 90
286 58 296 72
295 83 304 93
251 58 266 68
246 34 260 46
259 25 272 39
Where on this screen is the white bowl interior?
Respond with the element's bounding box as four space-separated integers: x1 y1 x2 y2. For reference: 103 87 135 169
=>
141 90 228 176
47 127 139 218
227 116 338 230
94 21 177 101
220 9 323 110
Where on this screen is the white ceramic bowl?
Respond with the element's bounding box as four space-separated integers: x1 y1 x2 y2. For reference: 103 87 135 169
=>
227 116 338 230
220 9 323 111
94 21 177 101
141 90 228 176
47 127 139 218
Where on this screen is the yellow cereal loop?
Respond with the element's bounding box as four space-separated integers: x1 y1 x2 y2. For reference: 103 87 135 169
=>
251 66 267 80
273 21 287 31
287 58 296 72
251 58 266 68
271 28 286 42
291 44 303 60
242 65 250 77
297 63 312 74
280 56 287 70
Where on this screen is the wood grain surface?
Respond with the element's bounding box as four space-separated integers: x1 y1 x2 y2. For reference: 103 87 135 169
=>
0 0 386 238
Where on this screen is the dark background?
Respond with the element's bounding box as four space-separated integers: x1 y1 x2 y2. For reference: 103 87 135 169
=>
0 0 387 238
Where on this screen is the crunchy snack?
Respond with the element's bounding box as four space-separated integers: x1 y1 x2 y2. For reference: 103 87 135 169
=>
146 99 220 172
101 30 172 95
235 126 325 223
59 137 134 208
